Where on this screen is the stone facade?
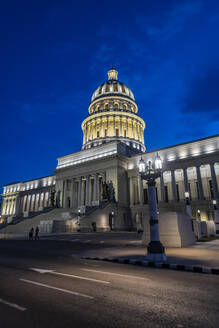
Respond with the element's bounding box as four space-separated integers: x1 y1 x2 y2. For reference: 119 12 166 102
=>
1 69 219 235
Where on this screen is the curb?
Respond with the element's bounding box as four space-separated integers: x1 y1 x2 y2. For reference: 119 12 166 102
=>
81 256 219 275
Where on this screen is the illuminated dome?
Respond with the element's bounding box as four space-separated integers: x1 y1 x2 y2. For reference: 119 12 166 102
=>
91 68 135 102
81 68 145 152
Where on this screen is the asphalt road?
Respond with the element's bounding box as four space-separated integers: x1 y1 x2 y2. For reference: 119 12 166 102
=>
0 237 219 328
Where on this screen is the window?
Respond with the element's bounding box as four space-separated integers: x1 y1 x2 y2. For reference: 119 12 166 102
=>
114 102 119 109
104 129 107 137
124 130 127 138
116 129 119 137
97 131 100 138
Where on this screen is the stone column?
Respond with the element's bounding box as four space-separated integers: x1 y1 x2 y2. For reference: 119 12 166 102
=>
126 119 128 138
132 121 134 139
89 178 93 205
129 177 134 206
210 163 219 199
63 180 67 208
101 118 103 137
26 195 31 212
120 116 122 136
160 172 165 202
93 174 98 202
113 116 116 136
32 194 36 211
183 168 189 194
85 176 90 206
81 179 85 205
70 179 75 208
171 170 177 202
138 176 143 205
77 177 82 208
107 117 109 136
94 120 97 139
195 166 204 200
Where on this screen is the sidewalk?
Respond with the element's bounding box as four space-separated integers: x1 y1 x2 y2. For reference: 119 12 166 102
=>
82 240 219 274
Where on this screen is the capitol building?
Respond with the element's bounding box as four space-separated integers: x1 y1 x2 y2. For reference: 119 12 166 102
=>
1 69 219 244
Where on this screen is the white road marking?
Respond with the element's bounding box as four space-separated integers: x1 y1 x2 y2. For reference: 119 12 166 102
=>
71 239 80 242
100 241 105 244
20 279 93 299
81 269 150 281
29 268 110 284
0 298 26 311
82 262 100 267
83 240 91 243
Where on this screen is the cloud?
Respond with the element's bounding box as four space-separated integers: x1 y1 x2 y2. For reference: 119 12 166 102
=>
16 91 87 124
137 1 203 41
182 66 219 119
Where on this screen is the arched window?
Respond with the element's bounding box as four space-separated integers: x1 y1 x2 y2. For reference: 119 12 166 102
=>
104 103 109 110
123 103 128 110
114 102 119 109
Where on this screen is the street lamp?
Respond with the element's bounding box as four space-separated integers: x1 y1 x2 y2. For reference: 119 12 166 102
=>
212 200 219 235
77 208 81 232
185 191 192 217
197 209 201 221
138 153 167 262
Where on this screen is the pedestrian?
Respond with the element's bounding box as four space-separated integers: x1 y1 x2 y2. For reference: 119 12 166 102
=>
35 226 39 240
29 227 34 240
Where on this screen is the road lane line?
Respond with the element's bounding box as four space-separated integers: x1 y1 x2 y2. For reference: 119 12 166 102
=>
29 268 110 284
53 271 110 284
83 240 91 243
0 298 26 311
81 269 150 281
20 279 93 299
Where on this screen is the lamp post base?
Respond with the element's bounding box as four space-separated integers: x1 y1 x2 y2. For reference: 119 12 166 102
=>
146 241 167 262
146 252 167 262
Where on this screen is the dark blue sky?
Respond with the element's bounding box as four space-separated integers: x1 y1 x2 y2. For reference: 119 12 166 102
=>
1 0 219 190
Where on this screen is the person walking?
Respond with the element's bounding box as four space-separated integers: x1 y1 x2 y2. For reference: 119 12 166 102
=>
35 226 39 240
29 227 34 240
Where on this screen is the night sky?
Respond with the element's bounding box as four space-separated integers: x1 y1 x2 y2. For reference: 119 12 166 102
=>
1 0 219 191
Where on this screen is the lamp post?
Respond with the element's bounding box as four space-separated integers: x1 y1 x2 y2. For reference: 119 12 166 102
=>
138 154 167 262
197 209 201 221
212 200 219 235
77 208 81 232
185 191 192 217
111 211 115 231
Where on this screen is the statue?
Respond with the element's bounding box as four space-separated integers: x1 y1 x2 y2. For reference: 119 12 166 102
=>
50 190 56 207
102 182 109 200
56 190 61 208
102 180 116 202
108 180 116 203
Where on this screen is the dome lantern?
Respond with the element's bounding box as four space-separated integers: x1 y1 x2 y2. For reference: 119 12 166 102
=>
107 68 118 81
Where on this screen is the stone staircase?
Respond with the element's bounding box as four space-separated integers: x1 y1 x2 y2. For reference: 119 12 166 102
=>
0 201 115 235
0 208 74 235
